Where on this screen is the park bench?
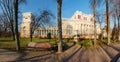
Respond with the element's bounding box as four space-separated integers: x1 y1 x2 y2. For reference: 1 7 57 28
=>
27 42 52 51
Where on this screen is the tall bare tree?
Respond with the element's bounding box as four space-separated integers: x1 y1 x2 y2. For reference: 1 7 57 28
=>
14 0 20 51
57 0 62 53
93 0 97 45
0 0 26 40
116 1 120 41
30 10 54 42
14 0 26 51
0 0 15 40
90 0 101 45
105 0 111 45
110 0 117 40
113 0 117 40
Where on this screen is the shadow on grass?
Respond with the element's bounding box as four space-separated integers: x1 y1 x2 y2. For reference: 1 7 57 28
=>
0 40 14 42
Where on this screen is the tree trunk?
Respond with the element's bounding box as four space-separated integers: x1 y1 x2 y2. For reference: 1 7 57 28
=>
30 31 32 42
118 16 120 41
106 0 110 45
93 0 97 46
30 35 32 42
113 0 117 40
57 0 62 53
11 25 15 40
14 0 20 51
100 23 103 40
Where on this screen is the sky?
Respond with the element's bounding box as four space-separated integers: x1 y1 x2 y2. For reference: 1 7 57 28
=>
0 0 114 28
21 0 95 17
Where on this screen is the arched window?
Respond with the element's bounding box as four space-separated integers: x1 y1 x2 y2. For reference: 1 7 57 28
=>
66 25 73 35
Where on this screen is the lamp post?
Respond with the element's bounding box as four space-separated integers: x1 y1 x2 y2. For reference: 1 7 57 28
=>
74 24 79 42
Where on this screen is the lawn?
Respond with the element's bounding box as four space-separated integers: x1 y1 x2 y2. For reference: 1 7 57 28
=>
0 37 116 51
0 37 58 51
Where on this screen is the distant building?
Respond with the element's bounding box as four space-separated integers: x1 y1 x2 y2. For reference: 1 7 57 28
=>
20 11 101 38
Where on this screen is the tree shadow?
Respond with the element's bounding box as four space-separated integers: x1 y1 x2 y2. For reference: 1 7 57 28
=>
108 45 120 62
62 47 81 62
63 42 75 52
100 44 120 62
12 51 54 62
111 53 120 62
0 40 14 42
109 45 120 52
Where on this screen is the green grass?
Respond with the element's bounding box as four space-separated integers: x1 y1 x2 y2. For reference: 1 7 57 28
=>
64 38 93 48
64 38 74 43
0 37 117 51
98 38 115 45
0 37 58 51
79 39 93 48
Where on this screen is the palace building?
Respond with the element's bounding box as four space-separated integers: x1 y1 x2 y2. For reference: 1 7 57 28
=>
20 11 101 38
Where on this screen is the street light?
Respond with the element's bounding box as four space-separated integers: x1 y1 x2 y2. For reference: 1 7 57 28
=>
74 22 79 42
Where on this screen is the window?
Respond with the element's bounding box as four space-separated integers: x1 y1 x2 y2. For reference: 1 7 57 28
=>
66 25 73 35
91 18 93 21
78 15 81 19
74 16 76 19
84 17 87 20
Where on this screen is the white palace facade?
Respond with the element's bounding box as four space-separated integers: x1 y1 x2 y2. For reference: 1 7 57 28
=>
20 11 101 38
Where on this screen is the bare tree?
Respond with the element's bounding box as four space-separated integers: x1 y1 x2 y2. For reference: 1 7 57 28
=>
0 0 26 40
0 0 15 40
14 0 20 51
30 10 54 42
0 0 26 51
89 0 101 46
96 11 105 39
109 0 117 40
57 0 63 53
116 0 120 41
105 0 111 45
96 12 104 30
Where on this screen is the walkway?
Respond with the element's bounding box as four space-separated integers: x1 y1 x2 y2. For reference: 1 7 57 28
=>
1 43 120 62
66 42 120 62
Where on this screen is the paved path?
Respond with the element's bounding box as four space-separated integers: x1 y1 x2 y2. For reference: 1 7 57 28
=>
66 43 120 62
1 43 120 62
0 45 80 62
0 49 53 62
0 49 20 61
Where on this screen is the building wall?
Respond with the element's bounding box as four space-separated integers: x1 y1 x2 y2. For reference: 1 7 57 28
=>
20 12 33 38
20 11 101 38
62 10 101 38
